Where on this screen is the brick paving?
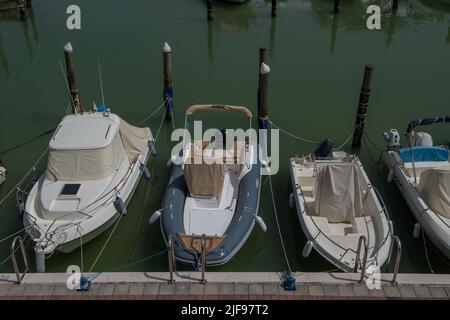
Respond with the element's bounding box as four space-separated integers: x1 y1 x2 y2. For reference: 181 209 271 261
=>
0 281 448 300
0 272 449 300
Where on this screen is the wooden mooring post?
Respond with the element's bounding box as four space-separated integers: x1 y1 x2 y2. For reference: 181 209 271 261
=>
271 0 277 17
162 42 173 121
17 0 26 19
392 0 399 10
64 42 83 113
259 60 271 150
333 0 340 14
352 65 374 147
207 0 213 21
258 48 268 115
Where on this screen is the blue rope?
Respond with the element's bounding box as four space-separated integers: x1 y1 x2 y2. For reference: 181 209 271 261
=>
87 248 168 282
165 87 174 113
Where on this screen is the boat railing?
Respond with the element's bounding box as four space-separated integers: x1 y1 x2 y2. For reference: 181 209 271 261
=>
10 236 29 284
354 235 368 284
386 235 402 284
167 235 175 284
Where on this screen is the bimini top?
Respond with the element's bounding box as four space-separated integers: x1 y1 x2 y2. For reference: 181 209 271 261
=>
185 104 252 118
50 113 121 150
406 115 450 134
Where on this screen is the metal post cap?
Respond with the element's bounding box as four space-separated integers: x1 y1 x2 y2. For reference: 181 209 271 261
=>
64 42 73 53
163 42 172 53
260 62 271 75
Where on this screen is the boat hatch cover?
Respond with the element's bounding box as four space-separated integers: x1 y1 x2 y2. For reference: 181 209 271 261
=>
60 183 81 196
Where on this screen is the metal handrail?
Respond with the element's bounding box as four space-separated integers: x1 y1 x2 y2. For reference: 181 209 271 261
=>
167 235 175 284
11 236 29 284
354 235 368 284
387 235 402 284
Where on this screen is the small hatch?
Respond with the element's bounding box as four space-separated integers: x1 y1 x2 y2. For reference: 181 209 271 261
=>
60 184 81 196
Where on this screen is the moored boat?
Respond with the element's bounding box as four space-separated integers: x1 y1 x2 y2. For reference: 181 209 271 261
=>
289 142 392 272
383 116 450 259
153 104 264 268
23 110 154 255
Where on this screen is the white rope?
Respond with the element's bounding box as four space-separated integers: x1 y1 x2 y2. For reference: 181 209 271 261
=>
269 120 318 144
0 228 26 243
153 102 168 145
268 174 292 273
333 130 354 151
0 147 48 207
88 214 123 272
136 97 168 126
422 230 434 273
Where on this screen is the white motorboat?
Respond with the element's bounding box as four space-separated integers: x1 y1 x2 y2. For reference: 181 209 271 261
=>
0 166 6 185
23 110 154 255
289 144 392 272
384 116 450 259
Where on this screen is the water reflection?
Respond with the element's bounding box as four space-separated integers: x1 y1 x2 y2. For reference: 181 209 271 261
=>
0 38 11 79
311 0 450 50
0 2 39 76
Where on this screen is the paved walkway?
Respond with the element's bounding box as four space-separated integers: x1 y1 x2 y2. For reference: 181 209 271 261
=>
0 272 449 300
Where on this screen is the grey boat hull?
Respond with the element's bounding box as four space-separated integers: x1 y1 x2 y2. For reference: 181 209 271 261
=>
160 161 261 267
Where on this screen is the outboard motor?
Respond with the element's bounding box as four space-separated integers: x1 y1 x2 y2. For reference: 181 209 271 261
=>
383 129 400 150
314 138 333 158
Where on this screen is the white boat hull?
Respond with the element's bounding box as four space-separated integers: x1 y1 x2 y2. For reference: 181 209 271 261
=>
384 151 450 260
289 157 392 272
24 148 151 255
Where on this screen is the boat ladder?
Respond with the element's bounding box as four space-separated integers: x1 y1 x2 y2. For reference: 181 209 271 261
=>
167 234 210 284
11 236 29 284
354 235 368 284
386 235 402 284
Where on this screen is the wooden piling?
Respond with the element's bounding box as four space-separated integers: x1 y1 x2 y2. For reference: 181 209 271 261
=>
17 0 26 19
271 0 277 17
333 0 340 14
392 0 398 10
207 0 213 21
258 48 268 114
259 62 270 130
63 42 83 113
162 42 173 121
352 65 374 147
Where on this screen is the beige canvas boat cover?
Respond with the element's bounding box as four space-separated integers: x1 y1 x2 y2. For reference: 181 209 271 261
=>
118 117 152 163
419 168 450 219
185 104 252 118
184 160 225 202
46 116 151 181
314 163 365 223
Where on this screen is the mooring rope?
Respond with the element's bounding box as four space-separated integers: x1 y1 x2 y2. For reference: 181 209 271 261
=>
136 97 168 126
88 214 124 273
0 228 26 244
422 229 434 273
0 147 48 208
268 174 292 273
87 248 168 282
269 120 319 144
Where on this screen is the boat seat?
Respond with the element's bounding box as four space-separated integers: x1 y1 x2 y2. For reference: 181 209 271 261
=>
310 216 331 234
404 161 450 178
329 233 364 253
301 185 314 198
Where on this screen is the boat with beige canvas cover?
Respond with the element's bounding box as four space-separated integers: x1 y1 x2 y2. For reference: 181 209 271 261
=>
23 110 155 255
383 116 450 259
289 143 392 272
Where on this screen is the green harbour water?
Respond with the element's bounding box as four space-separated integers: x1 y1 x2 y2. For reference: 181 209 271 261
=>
0 0 449 274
